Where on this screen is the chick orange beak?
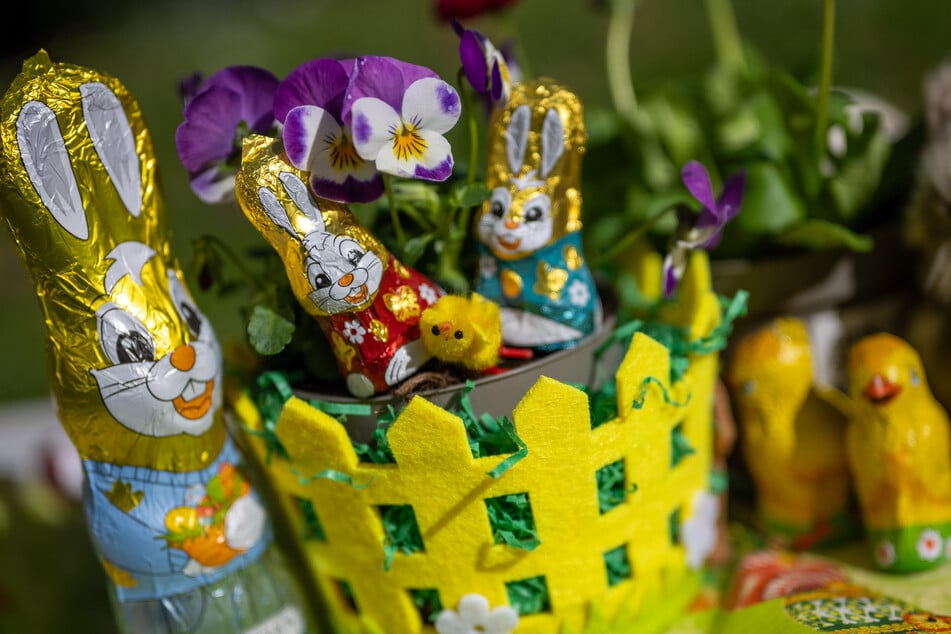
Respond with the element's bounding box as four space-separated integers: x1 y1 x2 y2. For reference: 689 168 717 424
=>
437 322 452 339
863 374 901 406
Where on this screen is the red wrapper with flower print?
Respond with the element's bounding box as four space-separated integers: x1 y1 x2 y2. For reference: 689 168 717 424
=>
317 256 442 396
236 134 442 397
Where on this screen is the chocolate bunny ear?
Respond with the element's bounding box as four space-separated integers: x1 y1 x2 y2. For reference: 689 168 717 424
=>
16 80 143 241
0 50 162 280
80 81 142 218
540 108 565 178
15 100 88 238
505 104 531 174
258 170 327 240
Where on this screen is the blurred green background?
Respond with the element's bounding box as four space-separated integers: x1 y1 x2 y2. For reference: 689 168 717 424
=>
0 0 948 403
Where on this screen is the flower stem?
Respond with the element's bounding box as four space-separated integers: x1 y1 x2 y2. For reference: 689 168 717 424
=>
703 0 746 72
498 10 532 80
593 203 676 267
195 233 267 294
606 0 639 124
815 0 836 165
383 174 407 248
456 68 481 188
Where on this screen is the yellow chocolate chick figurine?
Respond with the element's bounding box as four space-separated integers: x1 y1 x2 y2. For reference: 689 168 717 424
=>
846 332 951 572
728 317 855 549
420 293 502 373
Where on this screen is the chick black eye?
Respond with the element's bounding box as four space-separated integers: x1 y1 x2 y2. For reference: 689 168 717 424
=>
116 331 154 364
431 325 440 336
525 206 543 222
179 302 202 337
742 380 755 395
910 368 920 386
454 330 464 340
313 273 331 289
490 201 505 218
348 249 364 266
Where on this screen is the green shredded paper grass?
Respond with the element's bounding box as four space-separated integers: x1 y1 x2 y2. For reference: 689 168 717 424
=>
596 460 634 514
294 496 326 541
604 545 633 586
505 575 551 615
409 588 443 624
485 493 542 551
379 505 425 571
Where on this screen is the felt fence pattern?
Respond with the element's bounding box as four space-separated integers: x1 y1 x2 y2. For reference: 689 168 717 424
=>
234 253 722 634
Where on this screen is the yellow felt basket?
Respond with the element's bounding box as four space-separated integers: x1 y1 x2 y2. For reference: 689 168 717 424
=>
229 251 723 634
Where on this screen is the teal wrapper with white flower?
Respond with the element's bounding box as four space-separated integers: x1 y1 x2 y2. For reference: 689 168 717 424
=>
475 231 598 351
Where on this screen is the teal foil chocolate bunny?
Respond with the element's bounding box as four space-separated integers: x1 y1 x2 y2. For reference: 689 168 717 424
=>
474 79 600 351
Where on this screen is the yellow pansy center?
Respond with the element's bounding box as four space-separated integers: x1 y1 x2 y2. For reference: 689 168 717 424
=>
392 122 427 161
330 133 364 171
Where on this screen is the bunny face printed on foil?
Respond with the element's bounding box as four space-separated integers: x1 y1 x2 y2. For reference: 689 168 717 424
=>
475 80 599 350
0 52 268 600
237 135 441 398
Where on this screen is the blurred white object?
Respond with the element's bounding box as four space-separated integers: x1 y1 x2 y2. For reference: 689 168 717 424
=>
0 397 83 500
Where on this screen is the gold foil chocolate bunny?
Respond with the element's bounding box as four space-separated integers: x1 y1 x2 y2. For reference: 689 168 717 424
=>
474 79 600 350
236 134 444 397
0 52 309 631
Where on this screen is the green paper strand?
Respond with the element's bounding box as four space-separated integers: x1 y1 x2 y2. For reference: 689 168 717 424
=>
291 467 373 490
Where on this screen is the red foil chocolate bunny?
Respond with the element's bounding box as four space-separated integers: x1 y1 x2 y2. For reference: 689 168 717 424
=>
236 135 442 397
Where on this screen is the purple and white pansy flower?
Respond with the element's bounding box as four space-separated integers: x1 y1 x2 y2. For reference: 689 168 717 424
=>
350 58 461 182
453 19 512 108
175 66 280 204
663 160 746 298
278 56 460 201
276 57 385 204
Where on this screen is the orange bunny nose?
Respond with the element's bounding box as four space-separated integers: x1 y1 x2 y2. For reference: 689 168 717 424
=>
339 272 354 286
170 344 196 371
504 217 519 230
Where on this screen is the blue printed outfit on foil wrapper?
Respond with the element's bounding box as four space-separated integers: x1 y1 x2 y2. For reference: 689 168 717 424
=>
82 436 271 602
476 231 598 351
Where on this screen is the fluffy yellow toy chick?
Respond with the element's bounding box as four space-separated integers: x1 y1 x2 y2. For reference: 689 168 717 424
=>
419 292 502 373
846 332 951 572
727 317 854 549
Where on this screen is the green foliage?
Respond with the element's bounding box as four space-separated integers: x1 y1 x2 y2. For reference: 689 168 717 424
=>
583 47 919 265
247 304 295 355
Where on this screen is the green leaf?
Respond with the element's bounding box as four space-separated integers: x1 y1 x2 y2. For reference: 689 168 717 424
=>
247 304 295 355
827 129 891 222
399 234 434 267
775 219 874 252
643 90 704 168
717 162 807 257
450 181 490 208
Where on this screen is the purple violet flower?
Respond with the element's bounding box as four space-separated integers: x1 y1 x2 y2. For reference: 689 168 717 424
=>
350 58 461 182
175 66 279 204
663 160 746 298
277 56 453 202
276 57 386 204
452 19 512 108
